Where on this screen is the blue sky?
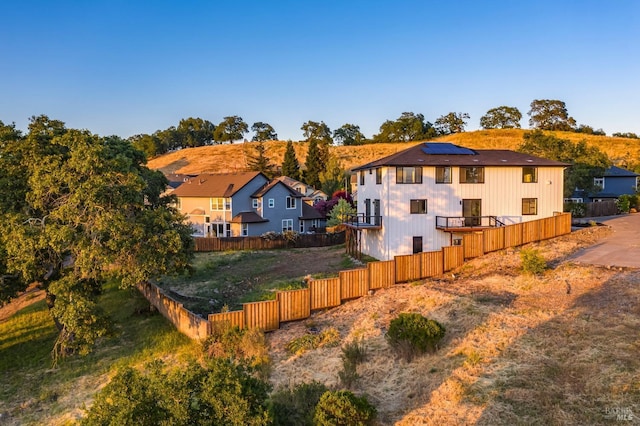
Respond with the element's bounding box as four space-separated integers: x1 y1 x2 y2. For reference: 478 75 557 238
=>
1 1 639 141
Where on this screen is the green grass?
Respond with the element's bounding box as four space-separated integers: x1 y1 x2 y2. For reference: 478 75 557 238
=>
0 281 200 425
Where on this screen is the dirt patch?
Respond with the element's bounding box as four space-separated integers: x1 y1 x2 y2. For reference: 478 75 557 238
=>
0 283 45 323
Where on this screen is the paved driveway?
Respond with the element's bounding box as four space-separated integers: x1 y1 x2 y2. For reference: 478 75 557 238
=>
570 214 640 268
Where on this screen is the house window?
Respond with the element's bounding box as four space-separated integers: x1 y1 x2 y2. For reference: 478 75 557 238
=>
459 167 484 183
299 221 305 233
252 199 260 209
410 199 428 214
286 196 296 209
522 167 538 183
241 223 248 236
376 167 382 184
175 197 182 210
210 197 231 210
359 170 365 185
522 198 538 215
396 166 423 184
436 166 452 184
412 236 423 254
594 177 605 189
268 198 275 208
282 219 293 232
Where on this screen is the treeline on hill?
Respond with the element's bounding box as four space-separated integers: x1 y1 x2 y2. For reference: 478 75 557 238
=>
129 99 639 160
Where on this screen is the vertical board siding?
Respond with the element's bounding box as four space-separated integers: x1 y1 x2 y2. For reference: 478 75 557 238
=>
522 220 540 243
443 246 464 271
505 223 523 247
243 300 279 331
277 289 311 322
310 278 341 310
368 260 395 289
394 253 422 283
340 269 369 300
421 251 444 278
463 233 484 259
483 227 505 253
208 310 245 330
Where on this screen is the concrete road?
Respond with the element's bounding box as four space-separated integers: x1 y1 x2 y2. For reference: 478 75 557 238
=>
570 214 640 268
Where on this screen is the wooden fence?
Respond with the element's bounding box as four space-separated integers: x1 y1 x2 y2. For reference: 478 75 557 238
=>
140 213 572 338
195 232 345 252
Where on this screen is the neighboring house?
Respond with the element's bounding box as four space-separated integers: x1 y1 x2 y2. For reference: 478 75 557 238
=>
350 142 568 260
163 173 197 194
275 175 328 203
172 172 325 237
583 166 638 202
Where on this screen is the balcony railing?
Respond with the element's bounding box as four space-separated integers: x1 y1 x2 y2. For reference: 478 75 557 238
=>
436 216 505 230
345 213 382 228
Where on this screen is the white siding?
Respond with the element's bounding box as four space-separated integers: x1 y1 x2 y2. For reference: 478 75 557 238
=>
357 165 565 260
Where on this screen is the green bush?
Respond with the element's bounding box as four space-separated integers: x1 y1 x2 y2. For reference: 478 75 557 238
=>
385 313 446 362
617 194 631 213
313 390 376 426
205 322 271 377
564 202 586 218
270 381 329 426
82 358 272 426
286 327 340 355
520 248 547 275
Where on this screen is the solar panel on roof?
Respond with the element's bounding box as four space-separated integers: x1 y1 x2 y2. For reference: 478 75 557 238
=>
421 143 475 155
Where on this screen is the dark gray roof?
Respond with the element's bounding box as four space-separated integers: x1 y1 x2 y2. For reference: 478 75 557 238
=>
231 211 268 223
300 202 324 220
603 166 639 177
173 172 266 197
252 180 303 198
351 142 569 171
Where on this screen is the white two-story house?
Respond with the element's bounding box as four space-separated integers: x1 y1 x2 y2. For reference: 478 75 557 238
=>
350 142 568 260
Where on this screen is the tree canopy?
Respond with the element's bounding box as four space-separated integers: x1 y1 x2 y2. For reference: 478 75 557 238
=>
177 117 216 147
480 106 522 129
301 120 333 146
333 123 366 146
373 112 437 143
434 112 470 135
281 140 301 181
0 116 193 356
518 130 610 196
528 99 576 131
246 140 275 178
214 115 249 143
251 122 278 141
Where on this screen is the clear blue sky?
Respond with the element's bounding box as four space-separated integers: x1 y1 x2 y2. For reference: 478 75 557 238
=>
2 0 639 141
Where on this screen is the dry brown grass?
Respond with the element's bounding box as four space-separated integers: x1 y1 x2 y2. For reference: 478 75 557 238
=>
147 129 640 175
266 226 640 425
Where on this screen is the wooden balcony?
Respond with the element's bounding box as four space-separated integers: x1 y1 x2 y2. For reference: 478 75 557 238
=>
436 216 505 232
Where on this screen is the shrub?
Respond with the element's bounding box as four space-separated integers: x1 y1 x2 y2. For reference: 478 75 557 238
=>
205 322 270 376
286 327 340 355
313 390 377 426
270 381 329 426
385 313 446 362
520 248 547 275
617 194 631 213
564 202 586 218
338 339 366 388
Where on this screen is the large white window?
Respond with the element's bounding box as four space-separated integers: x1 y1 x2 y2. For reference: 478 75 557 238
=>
268 198 275 208
286 196 296 209
252 199 260 209
396 166 423 184
210 197 231 210
594 177 605 189
241 223 248 236
282 219 293 232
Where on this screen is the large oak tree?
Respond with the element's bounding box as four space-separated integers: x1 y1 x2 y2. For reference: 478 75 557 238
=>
0 116 194 357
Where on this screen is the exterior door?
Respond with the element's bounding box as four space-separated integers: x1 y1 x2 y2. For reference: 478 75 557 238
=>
373 199 381 226
364 199 371 224
462 199 481 226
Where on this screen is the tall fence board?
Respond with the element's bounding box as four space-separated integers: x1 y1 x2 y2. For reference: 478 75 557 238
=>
340 269 369 300
443 246 464 271
505 223 523 247
243 300 279 331
141 213 575 341
368 260 395 289
421 251 444 278
463 233 484 259
522 220 540 243
394 254 422 283
209 310 245 330
310 278 341 310
277 289 311 322
483 227 505 253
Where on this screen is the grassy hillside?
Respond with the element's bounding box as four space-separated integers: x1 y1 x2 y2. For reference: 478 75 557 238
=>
147 129 640 175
